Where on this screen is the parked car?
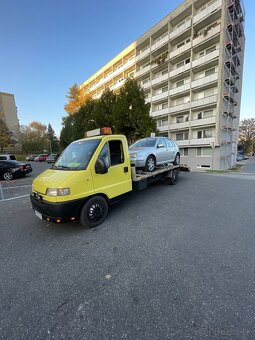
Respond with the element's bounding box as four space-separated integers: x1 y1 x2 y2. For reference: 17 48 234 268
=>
129 137 180 172
46 153 60 163
0 154 16 161
0 160 32 180
26 154 36 161
34 154 48 162
236 153 245 161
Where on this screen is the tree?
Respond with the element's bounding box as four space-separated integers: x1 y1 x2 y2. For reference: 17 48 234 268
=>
112 78 156 144
47 124 59 153
64 83 90 114
91 89 116 128
0 118 16 151
19 121 48 153
239 118 255 154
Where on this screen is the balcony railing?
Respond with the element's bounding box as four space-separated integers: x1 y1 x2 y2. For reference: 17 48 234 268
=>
136 47 150 62
193 24 221 47
157 125 169 132
151 73 169 86
175 140 189 146
169 62 191 78
191 73 218 89
150 108 169 118
169 101 190 113
170 42 191 60
193 0 223 25
169 83 190 96
169 121 189 130
170 19 192 40
190 137 215 145
192 49 219 68
191 95 217 108
151 92 169 102
136 65 151 77
190 116 216 127
151 35 169 52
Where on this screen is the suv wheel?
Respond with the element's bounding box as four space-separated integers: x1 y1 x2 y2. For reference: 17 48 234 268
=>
145 155 156 172
173 153 180 165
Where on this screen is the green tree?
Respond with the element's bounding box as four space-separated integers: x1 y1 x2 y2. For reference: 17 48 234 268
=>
47 123 59 153
0 118 16 151
112 78 156 144
19 121 47 153
91 89 116 128
239 118 255 154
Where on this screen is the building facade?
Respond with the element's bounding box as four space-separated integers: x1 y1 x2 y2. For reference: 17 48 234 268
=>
80 0 245 170
0 92 20 141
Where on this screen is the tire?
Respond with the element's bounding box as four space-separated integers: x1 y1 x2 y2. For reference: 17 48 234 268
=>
3 171 13 181
169 170 179 185
145 155 156 172
80 195 108 228
173 153 180 165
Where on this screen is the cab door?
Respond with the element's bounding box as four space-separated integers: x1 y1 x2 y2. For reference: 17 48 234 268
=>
92 139 132 199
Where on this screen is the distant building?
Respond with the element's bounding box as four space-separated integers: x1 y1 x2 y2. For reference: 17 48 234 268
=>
0 92 20 144
80 0 245 170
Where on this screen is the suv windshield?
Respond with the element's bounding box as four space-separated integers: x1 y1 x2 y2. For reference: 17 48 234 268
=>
53 139 101 170
130 139 157 148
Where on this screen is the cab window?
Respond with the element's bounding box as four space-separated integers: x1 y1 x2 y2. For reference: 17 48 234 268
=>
97 140 124 168
97 143 110 168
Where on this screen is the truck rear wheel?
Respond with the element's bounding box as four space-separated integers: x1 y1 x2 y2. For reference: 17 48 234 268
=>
169 170 179 185
80 196 108 228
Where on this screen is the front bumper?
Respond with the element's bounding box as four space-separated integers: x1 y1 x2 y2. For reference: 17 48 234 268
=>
30 193 85 223
130 158 146 169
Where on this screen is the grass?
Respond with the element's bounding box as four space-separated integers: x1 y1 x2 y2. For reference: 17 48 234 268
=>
206 164 243 173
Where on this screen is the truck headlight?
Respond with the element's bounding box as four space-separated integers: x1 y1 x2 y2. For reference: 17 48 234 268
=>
46 188 71 196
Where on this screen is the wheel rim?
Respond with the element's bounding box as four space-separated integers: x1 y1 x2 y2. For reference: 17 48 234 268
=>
176 154 180 164
3 172 12 180
147 158 155 171
88 201 105 223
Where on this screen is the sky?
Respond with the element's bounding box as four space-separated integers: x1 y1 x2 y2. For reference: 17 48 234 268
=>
1 0 254 137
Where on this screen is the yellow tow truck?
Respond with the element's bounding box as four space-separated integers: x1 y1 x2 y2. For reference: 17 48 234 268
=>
31 128 189 227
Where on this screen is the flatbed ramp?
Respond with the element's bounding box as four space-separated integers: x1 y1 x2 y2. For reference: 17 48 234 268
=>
131 164 190 190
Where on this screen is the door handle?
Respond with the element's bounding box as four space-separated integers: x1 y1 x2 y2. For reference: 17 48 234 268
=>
124 166 128 173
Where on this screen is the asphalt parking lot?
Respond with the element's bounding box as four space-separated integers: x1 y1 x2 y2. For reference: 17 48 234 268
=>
0 160 255 339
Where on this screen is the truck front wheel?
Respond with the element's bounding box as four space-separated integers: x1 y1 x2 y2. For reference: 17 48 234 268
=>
80 196 108 228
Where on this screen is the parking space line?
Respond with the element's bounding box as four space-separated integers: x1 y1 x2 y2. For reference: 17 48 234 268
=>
2 185 32 190
0 194 30 202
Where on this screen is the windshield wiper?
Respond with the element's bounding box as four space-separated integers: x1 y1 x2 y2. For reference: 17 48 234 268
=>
51 165 71 170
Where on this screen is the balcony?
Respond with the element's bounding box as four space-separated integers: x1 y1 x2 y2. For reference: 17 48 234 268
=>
136 47 150 62
111 80 125 91
151 35 169 52
170 19 192 40
175 140 189 147
191 73 218 89
151 92 169 102
193 24 221 47
151 73 169 86
169 62 191 78
136 65 151 77
169 83 190 97
190 137 215 145
192 49 219 68
191 95 217 108
169 101 190 113
193 0 222 25
190 116 216 127
170 42 191 60
157 125 169 132
169 121 189 130
151 108 169 118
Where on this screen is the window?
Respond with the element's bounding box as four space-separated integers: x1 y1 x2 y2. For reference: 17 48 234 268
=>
180 148 188 156
162 69 168 75
157 119 168 127
97 143 110 169
166 139 174 148
197 129 213 138
197 147 212 156
206 46 216 54
177 38 190 49
177 58 190 69
142 78 150 84
197 109 213 119
162 86 168 93
176 79 184 87
176 115 188 123
204 88 214 97
109 140 124 165
157 138 167 147
176 132 189 140
205 68 215 77
162 103 168 109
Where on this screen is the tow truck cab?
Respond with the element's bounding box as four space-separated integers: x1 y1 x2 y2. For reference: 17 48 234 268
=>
31 129 133 227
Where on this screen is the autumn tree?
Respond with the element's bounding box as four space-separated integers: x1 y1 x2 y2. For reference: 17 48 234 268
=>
239 118 255 154
19 121 48 153
0 118 16 151
112 78 156 144
64 83 90 114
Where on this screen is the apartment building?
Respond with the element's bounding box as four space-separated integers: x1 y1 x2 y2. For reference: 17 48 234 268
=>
80 0 245 170
0 92 20 140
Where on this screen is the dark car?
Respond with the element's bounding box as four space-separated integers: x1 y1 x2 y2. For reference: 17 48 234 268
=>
46 153 60 163
0 160 32 180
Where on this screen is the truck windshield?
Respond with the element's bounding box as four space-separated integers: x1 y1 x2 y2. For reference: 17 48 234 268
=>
53 139 101 170
130 138 157 148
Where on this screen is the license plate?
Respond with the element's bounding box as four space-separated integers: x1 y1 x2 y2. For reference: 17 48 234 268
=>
35 210 42 220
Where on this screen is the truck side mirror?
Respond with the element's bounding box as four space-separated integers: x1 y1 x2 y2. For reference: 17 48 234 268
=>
95 159 108 174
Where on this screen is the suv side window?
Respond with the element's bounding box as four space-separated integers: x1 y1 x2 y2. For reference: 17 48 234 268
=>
166 139 172 148
109 140 124 166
